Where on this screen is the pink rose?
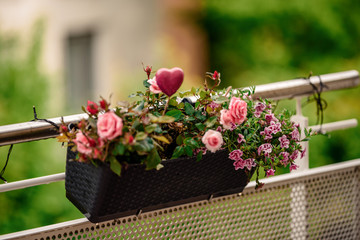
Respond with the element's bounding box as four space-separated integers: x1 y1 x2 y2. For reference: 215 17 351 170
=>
201 130 223 153
229 97 247 124
97 111 123 140
74 132 93 155
147 77 162 94
220 109 233 130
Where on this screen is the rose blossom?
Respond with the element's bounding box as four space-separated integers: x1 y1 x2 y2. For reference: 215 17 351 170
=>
201 130 223 153
74 132 103 156
87 100 99 115
229 97 247 124
220 109 233 130
97 111 123 140
229 150 243 161
147 77 162 94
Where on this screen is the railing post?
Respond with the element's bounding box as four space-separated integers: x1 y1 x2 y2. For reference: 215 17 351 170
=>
290 97 308 240
290 97 309 171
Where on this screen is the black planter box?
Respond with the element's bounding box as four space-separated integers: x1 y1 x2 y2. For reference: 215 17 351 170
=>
65 149 251 223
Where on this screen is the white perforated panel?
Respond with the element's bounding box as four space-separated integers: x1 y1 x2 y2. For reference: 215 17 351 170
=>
2 164 359 240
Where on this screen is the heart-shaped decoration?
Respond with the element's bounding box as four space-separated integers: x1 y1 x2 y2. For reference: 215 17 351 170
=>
155 67 184 97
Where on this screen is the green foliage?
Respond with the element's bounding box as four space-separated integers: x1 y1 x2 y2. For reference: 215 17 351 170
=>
0 21 82 235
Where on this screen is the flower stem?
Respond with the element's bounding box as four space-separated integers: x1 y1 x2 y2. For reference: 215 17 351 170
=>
162 96 170 116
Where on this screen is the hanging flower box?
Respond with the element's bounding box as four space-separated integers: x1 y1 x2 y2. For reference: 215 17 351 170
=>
59 67 309 223
65 148 251 223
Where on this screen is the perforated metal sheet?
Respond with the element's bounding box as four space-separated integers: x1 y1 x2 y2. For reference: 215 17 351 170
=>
2 161 360 240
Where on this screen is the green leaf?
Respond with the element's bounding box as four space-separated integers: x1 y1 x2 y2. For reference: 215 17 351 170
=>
184 138 200 148
143 79 151 88
199 90 208 99
195 123 205 131
195 111 206 121
169 98 178 107
134 138 154 152
184 145 193 157
109 156 122 176
176 135 184 145
166 109 183 121
135 132 148 141
184 102 195 115
132 119 141 130
191 87 196 95
205 116 218 128
112 143 125 155
134 100 145 112
145 124 158 133
145 148 161 170
172 146 184 159
156 115 175 123
152 135 170 144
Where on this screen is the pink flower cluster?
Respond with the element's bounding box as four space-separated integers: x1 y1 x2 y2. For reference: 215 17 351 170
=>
254 102 266 117
229 150 256 170
220 97 247 129
260 121 282 140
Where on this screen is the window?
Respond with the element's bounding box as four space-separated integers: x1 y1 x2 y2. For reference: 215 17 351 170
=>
65 32 94 110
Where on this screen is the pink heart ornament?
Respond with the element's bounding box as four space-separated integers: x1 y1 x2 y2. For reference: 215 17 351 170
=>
155 67 184 96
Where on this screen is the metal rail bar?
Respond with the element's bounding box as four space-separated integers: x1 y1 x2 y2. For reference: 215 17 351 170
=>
0 70 358 147
0 173 65 193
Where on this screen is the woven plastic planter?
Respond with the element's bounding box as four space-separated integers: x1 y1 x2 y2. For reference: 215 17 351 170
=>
65 149 252 223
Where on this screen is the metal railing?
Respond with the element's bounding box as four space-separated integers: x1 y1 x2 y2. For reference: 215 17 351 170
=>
0 70 359 239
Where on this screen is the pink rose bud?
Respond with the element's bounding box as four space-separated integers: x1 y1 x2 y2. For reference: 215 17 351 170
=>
212 70 220 80
143 65 152 79
229 97 247 124
86 100 99 115
99 99 108 110
201 129 223 153
97 111 123 140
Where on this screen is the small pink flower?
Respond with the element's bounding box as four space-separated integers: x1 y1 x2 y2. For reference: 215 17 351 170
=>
74 132 93 155
279 135 290 149
290 150 299 160
301 148 306 159
290 164 299 171
258 143 273 156
266 169 275 177
229 150 243 161
279 152 290 166
201 130 223 153
229 97 247 124
97 111 123 140
220 109 234 130
87 100 99 115
233 159 246 170
147 77 162 94
245 158 256 170
254 102 266 117
208 101 220 110
265 113 278 123
237 134 246 144
291 128 300 141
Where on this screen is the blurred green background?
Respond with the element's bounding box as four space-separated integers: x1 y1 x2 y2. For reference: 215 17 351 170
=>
0 0 359 234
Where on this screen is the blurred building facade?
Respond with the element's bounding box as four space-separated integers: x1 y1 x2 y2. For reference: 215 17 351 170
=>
0 0 206 114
